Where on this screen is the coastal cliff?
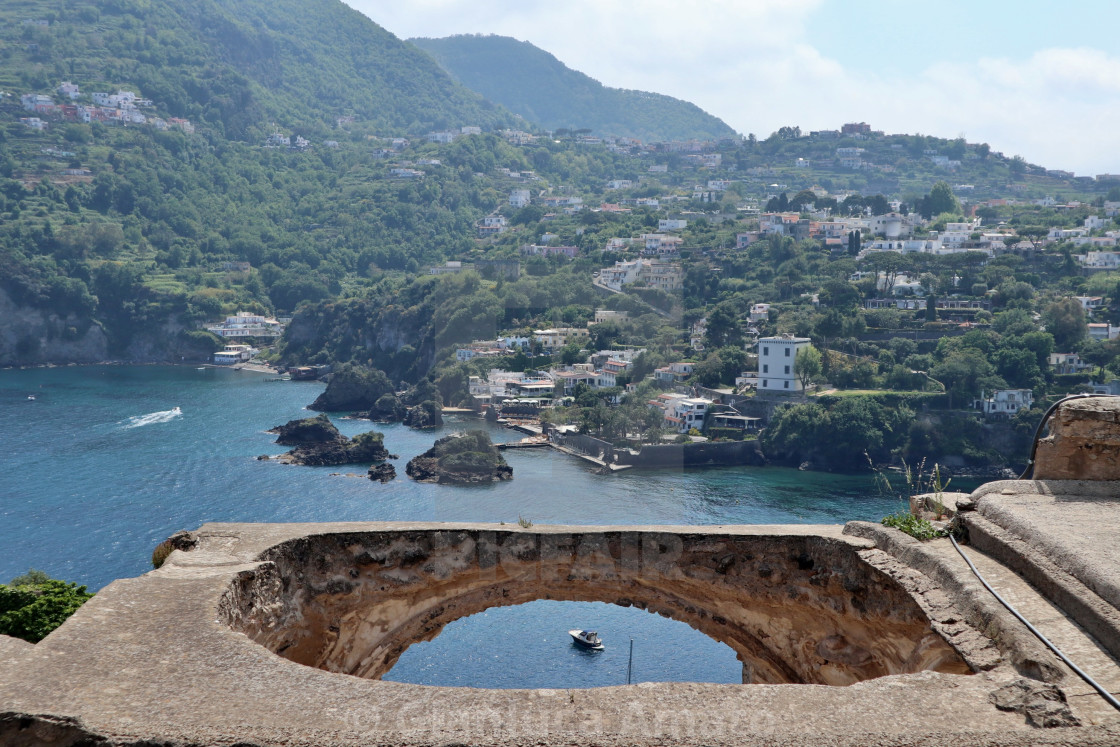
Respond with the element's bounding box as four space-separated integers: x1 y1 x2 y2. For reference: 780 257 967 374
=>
0 288 108 366
0 288 218 367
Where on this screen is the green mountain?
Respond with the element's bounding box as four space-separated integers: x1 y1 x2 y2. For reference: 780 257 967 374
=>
1 0 516 139
410 34 738 143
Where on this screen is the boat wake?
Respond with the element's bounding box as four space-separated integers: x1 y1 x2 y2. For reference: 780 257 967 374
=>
121 407 182 429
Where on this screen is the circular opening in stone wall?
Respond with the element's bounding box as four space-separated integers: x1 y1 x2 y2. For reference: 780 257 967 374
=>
220 528 974 686
384 600 745 688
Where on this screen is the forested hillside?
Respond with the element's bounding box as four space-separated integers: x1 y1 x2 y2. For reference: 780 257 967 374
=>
1 0 516 139
5 0 1120 478
410 34 737 143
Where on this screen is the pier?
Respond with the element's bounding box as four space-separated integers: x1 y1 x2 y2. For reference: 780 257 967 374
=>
548 441 632 472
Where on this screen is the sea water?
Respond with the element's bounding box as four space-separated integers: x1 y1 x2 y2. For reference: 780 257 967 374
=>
0 365 905 688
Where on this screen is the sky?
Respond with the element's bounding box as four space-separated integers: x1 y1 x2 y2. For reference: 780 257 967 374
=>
344 0 1120 176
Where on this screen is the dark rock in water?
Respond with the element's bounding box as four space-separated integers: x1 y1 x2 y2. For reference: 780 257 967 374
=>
404 400 443 429
367 392 407 423
406 430 512 484
268 413 342 446
368 462 396 483
268 414 394 467
281 431 393 467
308 364 394 412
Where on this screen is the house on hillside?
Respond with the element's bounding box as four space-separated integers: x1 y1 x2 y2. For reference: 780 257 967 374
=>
758 335 810 393
975 389 1033 418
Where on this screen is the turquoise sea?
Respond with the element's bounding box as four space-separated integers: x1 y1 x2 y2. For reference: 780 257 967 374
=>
1 365 905 688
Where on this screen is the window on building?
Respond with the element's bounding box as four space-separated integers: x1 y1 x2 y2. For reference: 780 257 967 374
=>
762 364 769 373
762 380 768 387
763 347 769 355
785 365 790 374
784 381 789 389
785 348 791 357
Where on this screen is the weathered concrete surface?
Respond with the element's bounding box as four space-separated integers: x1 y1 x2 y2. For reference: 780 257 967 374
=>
1034 397 1120 480
963 480 1120 664
3 521 1119 746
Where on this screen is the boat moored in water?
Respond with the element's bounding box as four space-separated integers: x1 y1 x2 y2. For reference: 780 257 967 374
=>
569 629 604 650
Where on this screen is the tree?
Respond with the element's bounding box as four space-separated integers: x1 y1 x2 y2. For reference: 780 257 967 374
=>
794 345 822 389
1078 338 1119 378
0 572 93 643
558 340 586 365
704 305 742 348
848 230 861 256
924 181 961 219
862 251 909 296
693 353 725 388
930 348 1003 408
1043 298 1086 351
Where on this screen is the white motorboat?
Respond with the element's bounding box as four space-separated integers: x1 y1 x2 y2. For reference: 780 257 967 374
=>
569 629 604 650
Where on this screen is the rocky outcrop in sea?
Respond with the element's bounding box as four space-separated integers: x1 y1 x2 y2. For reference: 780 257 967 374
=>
405 430 512 484
265 414 395 467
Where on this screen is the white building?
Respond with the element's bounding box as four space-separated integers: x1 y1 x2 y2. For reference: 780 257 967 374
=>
213 344 256 364
1088 323 1120 342
666 397 711 433
598 259 683 292
975 389 1033 417
593 310 629 324
534 327 589 351
427 131 457 144
659 219 687 231
1081 252 1120 270
509 189 531 208
206 312 284 338
758 335 810 393
647 393 712 434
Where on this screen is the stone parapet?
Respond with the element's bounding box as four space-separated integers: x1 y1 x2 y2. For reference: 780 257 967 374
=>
1034 397 1120 480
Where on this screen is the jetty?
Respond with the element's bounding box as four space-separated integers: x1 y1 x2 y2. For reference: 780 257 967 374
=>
495 437 549 450
548 441 632 472
439 407 476 415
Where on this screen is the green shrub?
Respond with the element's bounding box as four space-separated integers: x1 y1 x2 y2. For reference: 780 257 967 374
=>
0 572 94 643
881 511 946 541
440 450 498 472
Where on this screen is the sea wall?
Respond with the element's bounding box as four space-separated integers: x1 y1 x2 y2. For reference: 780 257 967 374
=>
619 440 766 469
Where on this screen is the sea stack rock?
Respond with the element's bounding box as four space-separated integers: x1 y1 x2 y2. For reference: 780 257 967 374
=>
406 430 512 484
308 364 393 412
367 463 397 483
268 414 393 467
404 400 443 429
269 413 341 446
367 393 407 423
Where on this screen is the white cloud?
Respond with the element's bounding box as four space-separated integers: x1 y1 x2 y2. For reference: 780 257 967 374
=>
349 1 1120 174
